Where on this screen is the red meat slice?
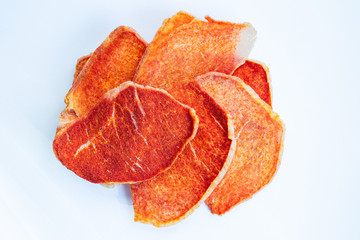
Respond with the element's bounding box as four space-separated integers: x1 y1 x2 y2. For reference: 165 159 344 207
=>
53 82 199 184
133 11 256 90
65 26 148 118
193 73 284 215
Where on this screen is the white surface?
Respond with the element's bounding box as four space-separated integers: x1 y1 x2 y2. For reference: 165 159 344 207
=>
1 0 359 239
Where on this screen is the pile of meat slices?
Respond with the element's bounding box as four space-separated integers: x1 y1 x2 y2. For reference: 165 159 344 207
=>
53 11 284 227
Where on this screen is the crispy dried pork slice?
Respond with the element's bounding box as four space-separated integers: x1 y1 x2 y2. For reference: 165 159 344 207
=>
53 82 198 184
133 11 256 90
65 26 147 117
130 82 236 227
193 73 284 215
232 60 272 106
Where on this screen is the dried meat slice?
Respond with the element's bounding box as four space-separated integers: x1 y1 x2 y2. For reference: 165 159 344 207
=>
130 82 236 227
133 11 256 90
53 81 198 184
232 59 272 106
193 73 284 215
65 26 147 117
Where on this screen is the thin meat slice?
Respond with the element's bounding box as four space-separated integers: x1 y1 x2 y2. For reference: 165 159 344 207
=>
65 26 147 117
232 59 272 106
193 73 284 215
53 81 199 184
130 82 236 227
133 11 256 90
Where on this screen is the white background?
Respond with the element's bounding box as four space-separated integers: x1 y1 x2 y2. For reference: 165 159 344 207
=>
1 0 359 239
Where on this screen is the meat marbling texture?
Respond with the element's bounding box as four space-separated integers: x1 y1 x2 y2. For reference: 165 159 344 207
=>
53 82 199 184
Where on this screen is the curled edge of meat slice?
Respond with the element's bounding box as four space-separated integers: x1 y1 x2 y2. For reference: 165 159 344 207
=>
73 54 91 80
232 59 272 106
53 81 199 184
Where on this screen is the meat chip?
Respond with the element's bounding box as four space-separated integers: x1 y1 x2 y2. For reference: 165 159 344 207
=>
133 11 256 90
65 26 147 118
130 82 236 226
53 82 199 184
192 73 284 215
232 60 272 106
